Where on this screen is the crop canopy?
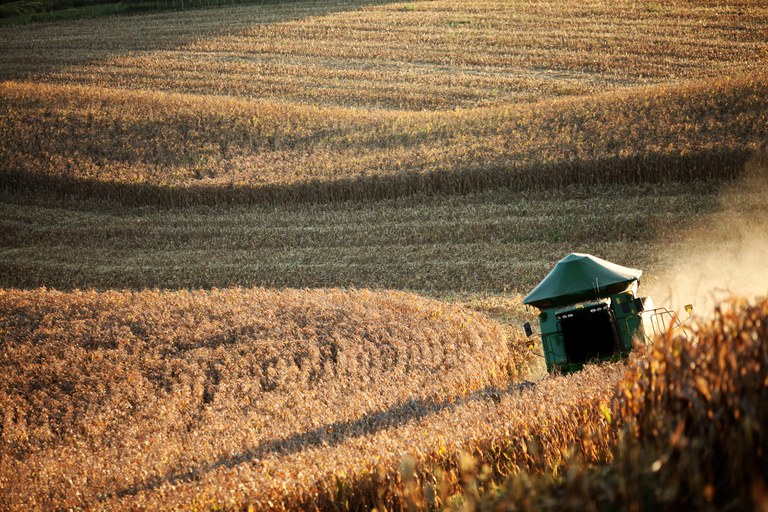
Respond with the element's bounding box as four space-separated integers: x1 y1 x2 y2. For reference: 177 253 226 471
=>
523 253 642 309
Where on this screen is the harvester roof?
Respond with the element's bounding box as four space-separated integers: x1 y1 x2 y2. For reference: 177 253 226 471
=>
523 253 642 309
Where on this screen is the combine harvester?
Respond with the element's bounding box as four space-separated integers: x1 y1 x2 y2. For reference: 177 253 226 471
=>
523 253 691 375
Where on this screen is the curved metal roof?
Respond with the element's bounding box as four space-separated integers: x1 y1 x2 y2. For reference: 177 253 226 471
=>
523 253 642 309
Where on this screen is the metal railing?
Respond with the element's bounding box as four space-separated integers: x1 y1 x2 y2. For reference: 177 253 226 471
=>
642 307 688 341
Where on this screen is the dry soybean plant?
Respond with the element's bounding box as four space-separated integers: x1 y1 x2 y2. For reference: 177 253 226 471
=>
1 74 765 206
0 287 527 509
0 287 628 510
1 0 767 206
476 297 768 511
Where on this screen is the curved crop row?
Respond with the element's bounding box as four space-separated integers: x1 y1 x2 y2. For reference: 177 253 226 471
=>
0 287 527 509
1 74 765 206
2 0 765 110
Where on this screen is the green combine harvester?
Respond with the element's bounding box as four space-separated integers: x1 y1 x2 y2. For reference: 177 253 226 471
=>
523 253 690 375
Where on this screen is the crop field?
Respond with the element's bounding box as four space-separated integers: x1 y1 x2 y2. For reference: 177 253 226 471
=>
1 0 767 509
1 0 767 203
0 288 526 508
2 290 766 510
3 0 766 108
3 180 766 295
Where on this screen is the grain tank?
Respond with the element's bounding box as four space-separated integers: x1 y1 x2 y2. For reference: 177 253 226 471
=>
523 253 685 374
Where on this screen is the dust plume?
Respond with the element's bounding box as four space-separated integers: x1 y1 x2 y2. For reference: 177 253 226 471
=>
649 155 768 317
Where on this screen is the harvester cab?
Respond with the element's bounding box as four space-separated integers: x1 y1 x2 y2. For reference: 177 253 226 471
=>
522 253 691 375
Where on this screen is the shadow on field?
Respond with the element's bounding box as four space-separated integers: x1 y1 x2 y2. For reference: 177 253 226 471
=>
98 379 536 503
0 150 750 208
0 0 403 81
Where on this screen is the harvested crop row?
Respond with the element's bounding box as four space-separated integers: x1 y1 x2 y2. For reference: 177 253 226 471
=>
1 180 742 292
1 74 765 206
2 0 765 109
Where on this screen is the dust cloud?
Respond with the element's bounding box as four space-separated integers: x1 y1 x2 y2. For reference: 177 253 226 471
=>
648 155 768 318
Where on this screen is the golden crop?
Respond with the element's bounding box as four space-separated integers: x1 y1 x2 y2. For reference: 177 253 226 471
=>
2 0 766 110
1 74 765 206
479 297 768 511
0 287 625 510
2 178 762 294
0 0 766 206
5 289 764 510
0 0 766 509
